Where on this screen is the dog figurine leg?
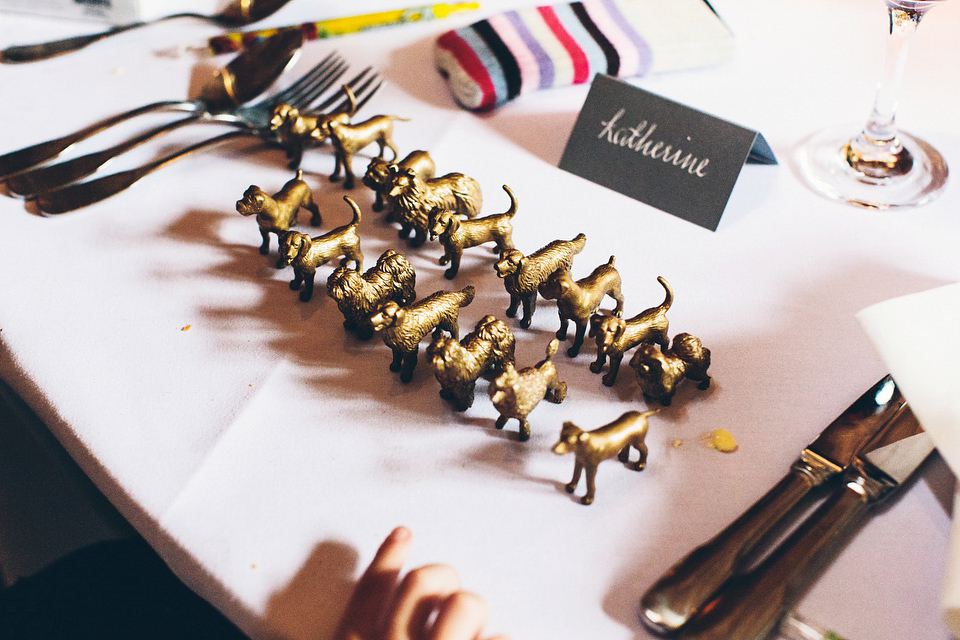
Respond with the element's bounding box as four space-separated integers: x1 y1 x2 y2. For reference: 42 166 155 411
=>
505 294 521 319
568 322 587 358
259 229 272 256
518 417 531 442
581 465 599 505
400 348 418 383
601 355 623 387
298 270 316 302
389 348 404 373
520 295 536 329
443 249 462 280
565 460 584 495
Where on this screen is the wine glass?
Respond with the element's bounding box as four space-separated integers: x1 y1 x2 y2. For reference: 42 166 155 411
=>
797 0 949 208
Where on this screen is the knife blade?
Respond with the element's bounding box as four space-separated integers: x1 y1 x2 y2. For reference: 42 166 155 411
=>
675 404 932 640
640 376 904 634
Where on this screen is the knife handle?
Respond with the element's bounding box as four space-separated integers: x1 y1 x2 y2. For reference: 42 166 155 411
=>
676 478 873 640
640 465 827 634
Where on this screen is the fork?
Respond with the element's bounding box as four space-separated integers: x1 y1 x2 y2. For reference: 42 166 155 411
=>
32 74 383 215
6 53 352 197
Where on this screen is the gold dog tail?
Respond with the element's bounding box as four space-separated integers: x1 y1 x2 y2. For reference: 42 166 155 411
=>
342 84 358 115
500 184 518 217
656 276 674 311
459 285 476 307
295 169 304 181
343 196 363 226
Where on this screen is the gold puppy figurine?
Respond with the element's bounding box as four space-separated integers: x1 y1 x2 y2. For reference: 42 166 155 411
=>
326 113 409 189
539 256 624 358
428 315 516 411
326 249 417 340
489 338 567 442
236 169 321 260
278 196 364 302
552 409 658 505
430 185 518 280
269 86 358 167
387 168 483 247
362 150 435 216
494 234 586 329
629 332 712 406
589 276 673 386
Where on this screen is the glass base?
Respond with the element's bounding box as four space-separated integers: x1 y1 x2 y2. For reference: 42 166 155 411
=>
796 124 948 209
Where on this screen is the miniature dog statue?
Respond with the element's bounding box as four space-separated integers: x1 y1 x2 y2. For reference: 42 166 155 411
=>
387 168 483 247
539 256 624 358
236 169 321 259
489 338 567 442
326 249 417 340
494 234 586 329
278 196 364 302
362 150 436 216
326 113 408 189
368 286 476 383
629 332 711 406
428 315 516 411
552 409 658 505
589 276 673 386
268 86 358 167
429 184 518 280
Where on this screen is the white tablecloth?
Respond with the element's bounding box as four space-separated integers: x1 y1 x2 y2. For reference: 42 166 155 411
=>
1 1 958 639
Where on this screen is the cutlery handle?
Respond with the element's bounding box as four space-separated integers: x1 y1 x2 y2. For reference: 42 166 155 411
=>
0 23 148 63
640 465 826 634
0 100 202 180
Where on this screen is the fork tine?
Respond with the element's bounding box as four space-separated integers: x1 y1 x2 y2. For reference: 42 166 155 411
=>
309 67 373 114
332 73 381 113
283 60 348 109
261 51 343 107
353 79 383 113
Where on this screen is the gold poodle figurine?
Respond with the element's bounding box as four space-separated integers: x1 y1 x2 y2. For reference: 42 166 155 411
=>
326 249 417 340
235 169 321 260
489 338 567 442
427 315 516 411
362 150 435 216
552 409 658 505
368 286 476 383
629 332 712 406
494 234 586 329
278 196 364 302
589 276 673 386
539 256 624 358
326 112 409 189
429 185 518 280
387 168 483 247
268 85 357 167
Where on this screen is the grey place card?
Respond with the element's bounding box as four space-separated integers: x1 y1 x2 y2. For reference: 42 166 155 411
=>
559 74 776 231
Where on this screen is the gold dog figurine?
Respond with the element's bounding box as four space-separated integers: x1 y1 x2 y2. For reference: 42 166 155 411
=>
326 113 409 189
552 409 658 505
387 168 483 247
428 315 516 411
278 196 364 302
326 249 417 340
629 332 712 406
236 169 321 261
368 286 475 383
494 234 586 329
489 338 567 442
589 276 673 386
430 185 518 280
539 256 624 358
362 150 435 217
268 86 358 167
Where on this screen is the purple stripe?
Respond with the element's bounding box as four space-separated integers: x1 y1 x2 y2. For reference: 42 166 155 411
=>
505 9 555 90
599 0 653 75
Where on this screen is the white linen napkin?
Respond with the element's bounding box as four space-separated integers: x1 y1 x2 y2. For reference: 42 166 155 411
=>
857 282 960 636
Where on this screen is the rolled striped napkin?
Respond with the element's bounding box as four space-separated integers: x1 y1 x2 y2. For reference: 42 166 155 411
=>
435 0 734 111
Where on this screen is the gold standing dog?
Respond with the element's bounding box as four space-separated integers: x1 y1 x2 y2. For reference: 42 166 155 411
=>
268 86 358 168
326 113 408 189
235 169 321 261
362 150 435 216
489 339 567 442
387 169 483 247
630 333 712 406
326 249 417 340
278 196 364 302
428 315 516 411
430 185 518 280
552 410 658 505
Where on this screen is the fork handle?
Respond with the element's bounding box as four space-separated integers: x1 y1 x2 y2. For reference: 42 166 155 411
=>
0 23 149 63
0 100 202 180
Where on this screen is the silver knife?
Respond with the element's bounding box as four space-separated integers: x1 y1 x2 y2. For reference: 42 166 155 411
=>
675 404 932 640
640 376 905 634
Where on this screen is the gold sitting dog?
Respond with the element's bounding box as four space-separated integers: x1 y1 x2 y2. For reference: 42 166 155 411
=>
278 196 364 302
268 86 358 167
236 169 321 260
589 276 673 386
326 113 408 189
489 338 567 442
362 150 435 216
539 256 624 358
326 249 417 340
387 168 483 247
552 409 658 505
430 185 518 280
427 315 516 411
368 286 475 383
494 233 586 329
629 332 712 406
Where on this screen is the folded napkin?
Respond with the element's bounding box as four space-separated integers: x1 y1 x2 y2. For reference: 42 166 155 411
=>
434 0 734 111
857 282 960 636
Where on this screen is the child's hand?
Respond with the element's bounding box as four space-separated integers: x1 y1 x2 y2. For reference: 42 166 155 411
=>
335 526 510 640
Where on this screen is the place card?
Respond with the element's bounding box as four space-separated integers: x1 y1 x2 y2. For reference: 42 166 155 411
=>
559 74 776 231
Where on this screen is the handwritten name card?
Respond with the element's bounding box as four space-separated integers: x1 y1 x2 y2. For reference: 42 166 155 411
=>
559 75 776 231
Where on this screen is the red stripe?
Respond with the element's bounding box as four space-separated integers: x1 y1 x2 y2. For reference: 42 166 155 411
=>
537 6 589 84
437 31 497 111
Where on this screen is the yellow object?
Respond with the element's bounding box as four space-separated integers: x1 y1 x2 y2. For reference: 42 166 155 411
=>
703 429 738 453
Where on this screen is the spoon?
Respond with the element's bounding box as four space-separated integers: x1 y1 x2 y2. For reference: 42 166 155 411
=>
0 0 293 63
0 27 302 180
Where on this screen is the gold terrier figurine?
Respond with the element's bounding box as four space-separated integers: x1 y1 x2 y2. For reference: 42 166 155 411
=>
589 276 673 386
429 185 518 280
489 338 567 442
235 169 321 260
362 150 435 216
539 256 624 358
629 332 712 406
552 409 658 505
269 86 358 168
494 234 586 329
387 168 483 247
428 315 516 411
368 286 476 383
278 196 364 302
325 112 409 189
327 249 417 340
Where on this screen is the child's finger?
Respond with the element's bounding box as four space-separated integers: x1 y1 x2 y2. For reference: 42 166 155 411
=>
385 563 461 640
429 590 488 640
